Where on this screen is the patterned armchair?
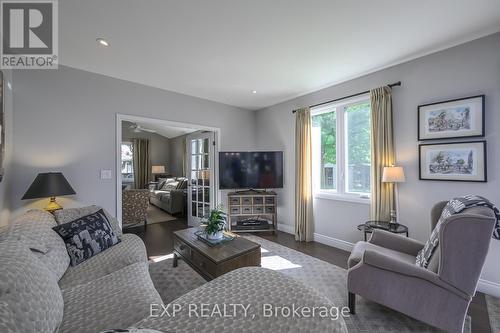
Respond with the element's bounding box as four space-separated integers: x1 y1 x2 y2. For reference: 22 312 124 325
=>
122 189 149 229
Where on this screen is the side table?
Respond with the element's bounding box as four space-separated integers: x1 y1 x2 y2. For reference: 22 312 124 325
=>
357 221 409 241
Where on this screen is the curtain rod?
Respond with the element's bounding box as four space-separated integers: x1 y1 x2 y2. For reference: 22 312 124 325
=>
292 81 401 113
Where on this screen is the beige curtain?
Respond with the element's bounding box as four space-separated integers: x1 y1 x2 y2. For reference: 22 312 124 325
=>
370 86 395 221
295 107 314 242
133 138 151 189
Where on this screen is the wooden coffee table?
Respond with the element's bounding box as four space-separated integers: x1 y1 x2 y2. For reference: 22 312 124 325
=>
173 228 261 280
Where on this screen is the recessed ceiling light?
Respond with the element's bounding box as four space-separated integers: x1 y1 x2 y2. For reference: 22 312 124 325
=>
96 38 109 47
251 90 257 94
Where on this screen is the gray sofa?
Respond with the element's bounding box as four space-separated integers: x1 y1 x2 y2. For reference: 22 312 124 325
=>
0 207 347 333
347 201 496 332
149 177 187 215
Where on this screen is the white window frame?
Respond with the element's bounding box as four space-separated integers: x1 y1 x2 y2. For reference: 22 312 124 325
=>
311 94 371 204
121 141 134 183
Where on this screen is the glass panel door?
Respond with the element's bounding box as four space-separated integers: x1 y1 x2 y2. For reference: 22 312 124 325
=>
187 131 215 226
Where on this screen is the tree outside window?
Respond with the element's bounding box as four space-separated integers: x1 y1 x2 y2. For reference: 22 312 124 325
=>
311 98 371 197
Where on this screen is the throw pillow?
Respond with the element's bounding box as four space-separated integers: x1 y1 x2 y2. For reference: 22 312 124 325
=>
176 179 187 189
161 181 179 191
54 205 123 236
157 179 168 190
52 209 120 266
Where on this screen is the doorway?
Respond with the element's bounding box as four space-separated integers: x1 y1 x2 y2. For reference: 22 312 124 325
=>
115 114 220 227
186 131 216 226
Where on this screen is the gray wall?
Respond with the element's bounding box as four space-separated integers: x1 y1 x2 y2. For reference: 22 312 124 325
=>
122 122 171 180
169 134 187 177
0 70 14 227
11 65 256 217
255 33 500 294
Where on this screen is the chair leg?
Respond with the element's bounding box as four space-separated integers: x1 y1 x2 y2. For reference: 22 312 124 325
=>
348 292 356 314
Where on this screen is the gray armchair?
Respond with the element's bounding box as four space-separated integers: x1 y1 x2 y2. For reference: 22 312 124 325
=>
347 201 496 332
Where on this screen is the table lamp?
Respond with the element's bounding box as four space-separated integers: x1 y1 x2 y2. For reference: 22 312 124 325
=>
151 165 165 174
22 172 76 213
382 166 405 224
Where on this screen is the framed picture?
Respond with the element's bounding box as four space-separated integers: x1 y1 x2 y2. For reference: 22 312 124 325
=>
418 95 484 141
419 141 487 182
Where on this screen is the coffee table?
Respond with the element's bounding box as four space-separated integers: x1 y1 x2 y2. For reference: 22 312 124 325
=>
173 228 261 280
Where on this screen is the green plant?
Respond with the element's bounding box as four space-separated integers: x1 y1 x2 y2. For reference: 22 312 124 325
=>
203 204 227 235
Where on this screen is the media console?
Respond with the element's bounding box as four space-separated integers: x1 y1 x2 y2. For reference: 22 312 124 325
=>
227 190 277 234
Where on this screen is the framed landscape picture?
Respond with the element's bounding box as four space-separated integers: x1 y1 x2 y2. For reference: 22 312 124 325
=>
419 141 487 182
418 95 484 141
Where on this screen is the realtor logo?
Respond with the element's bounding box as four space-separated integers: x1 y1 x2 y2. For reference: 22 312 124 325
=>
1 0 58 69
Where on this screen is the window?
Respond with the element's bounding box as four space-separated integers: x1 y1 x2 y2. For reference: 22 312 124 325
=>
121 143 134 183
311 96 371 200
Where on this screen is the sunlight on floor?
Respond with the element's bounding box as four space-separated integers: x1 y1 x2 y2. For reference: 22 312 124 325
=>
261 255 302 271
150 253 174 262
260 247 269 253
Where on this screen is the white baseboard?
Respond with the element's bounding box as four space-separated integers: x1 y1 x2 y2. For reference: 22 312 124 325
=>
277 223 354 252
477 279 500 298
277 223 294 234
313 233 355 252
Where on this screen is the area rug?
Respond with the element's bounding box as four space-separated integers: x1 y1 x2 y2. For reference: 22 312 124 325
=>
149 255 206 303
149 235 471 332
487 295 500 332
146 205 177 225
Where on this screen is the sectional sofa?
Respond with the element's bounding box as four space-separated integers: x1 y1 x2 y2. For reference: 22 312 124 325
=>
0 207 347 333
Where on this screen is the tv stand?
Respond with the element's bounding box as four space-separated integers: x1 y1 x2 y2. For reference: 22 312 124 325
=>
234 188 268 195
227 190 277 234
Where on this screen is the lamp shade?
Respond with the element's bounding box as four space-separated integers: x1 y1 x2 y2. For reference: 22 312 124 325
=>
22 172 76 199
382 166 406 183
151 165 165 174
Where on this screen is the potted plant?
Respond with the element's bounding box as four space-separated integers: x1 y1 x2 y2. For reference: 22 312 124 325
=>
203 205 227 240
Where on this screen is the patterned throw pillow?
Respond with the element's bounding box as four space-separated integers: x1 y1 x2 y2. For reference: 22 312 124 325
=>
176 179 187 189
161 181 179 191
52 209 120 266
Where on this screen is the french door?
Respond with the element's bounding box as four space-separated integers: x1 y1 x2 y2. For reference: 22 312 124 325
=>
187 131 216 226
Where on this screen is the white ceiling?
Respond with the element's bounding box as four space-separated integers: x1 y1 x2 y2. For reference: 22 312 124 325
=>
123 121 197 139
60 0 500 110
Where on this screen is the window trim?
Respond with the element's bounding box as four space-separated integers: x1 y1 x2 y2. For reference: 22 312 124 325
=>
121 142 134 182
311 94 371 203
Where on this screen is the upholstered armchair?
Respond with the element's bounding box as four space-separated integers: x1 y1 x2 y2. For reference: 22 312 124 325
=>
347 201 496 332
122 189 149 229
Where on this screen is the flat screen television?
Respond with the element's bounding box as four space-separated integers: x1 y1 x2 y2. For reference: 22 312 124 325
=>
219 151 283 189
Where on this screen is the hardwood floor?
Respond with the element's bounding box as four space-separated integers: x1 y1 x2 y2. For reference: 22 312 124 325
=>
257 231 492 333
127 221 492 333
125 217 187 257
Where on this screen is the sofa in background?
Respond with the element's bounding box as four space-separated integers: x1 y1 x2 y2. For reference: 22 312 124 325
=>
347 201 497 332
0 206 348 333
149 177 187 215
122 189 149 229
